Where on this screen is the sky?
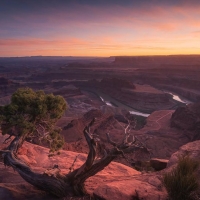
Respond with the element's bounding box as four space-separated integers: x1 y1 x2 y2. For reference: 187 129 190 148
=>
0 0 200 57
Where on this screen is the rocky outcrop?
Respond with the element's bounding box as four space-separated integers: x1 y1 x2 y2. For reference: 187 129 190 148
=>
2 106 200 199
0 135 167 200
163 140 200 197
167 140 200 169
150 158 168 171
61 108 200 162
61 109 118 153
1 134 200 200
171 103 200 140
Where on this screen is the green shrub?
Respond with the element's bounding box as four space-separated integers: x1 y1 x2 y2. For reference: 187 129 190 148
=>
163 155 199 200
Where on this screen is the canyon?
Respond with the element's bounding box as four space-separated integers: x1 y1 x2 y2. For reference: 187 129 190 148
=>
0 55 200 199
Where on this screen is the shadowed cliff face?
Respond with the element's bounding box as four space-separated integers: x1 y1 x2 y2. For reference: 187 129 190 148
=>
171 103 200 140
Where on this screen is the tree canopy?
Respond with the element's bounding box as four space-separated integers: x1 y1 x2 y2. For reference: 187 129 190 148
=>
0 87 67 152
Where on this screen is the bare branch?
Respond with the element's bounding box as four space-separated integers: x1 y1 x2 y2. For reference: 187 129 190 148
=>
38 124 45 132
123 123 131 144
3 135 12 144
102 149 108 159
69 155 79 172
126 135 136 146
0 150 11 153
93 148 108 164
1 113 150 197
106 132 117 146
124 123 130 134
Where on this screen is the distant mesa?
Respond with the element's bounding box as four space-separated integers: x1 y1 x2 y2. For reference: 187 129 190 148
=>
114 55 200 66
114 56 153 64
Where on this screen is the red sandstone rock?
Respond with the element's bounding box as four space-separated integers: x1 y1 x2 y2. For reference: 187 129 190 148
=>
0 135 167 200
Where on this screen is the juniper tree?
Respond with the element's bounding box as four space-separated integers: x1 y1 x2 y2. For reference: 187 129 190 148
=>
0 88 67 151
0 87 149 198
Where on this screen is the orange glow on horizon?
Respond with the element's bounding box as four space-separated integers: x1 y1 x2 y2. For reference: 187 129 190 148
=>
1 2 200 57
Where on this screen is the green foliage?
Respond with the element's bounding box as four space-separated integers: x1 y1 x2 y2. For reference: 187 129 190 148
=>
0 87 67 151
47 128 65 152
163 155 199 200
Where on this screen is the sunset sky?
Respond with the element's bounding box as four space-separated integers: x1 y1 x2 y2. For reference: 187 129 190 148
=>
0 0 200 57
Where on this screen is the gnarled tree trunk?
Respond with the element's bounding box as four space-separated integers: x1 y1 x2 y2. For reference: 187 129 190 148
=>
1 119 149 197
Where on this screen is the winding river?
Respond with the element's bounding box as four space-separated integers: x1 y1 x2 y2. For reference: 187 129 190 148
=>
84 89 192 118
96 91 150 117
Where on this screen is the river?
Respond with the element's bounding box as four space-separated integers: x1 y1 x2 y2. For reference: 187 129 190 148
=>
97 92 150 117
98 90 192 117
85 89 191 118
164 91 192 105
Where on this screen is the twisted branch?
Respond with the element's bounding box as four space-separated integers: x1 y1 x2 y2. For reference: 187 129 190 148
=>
1 117 150 197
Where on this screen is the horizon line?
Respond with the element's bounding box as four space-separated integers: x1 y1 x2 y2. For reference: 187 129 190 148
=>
1 53 200 59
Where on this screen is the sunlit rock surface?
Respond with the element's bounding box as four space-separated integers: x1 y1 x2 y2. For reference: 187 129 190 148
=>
0 136 166 200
